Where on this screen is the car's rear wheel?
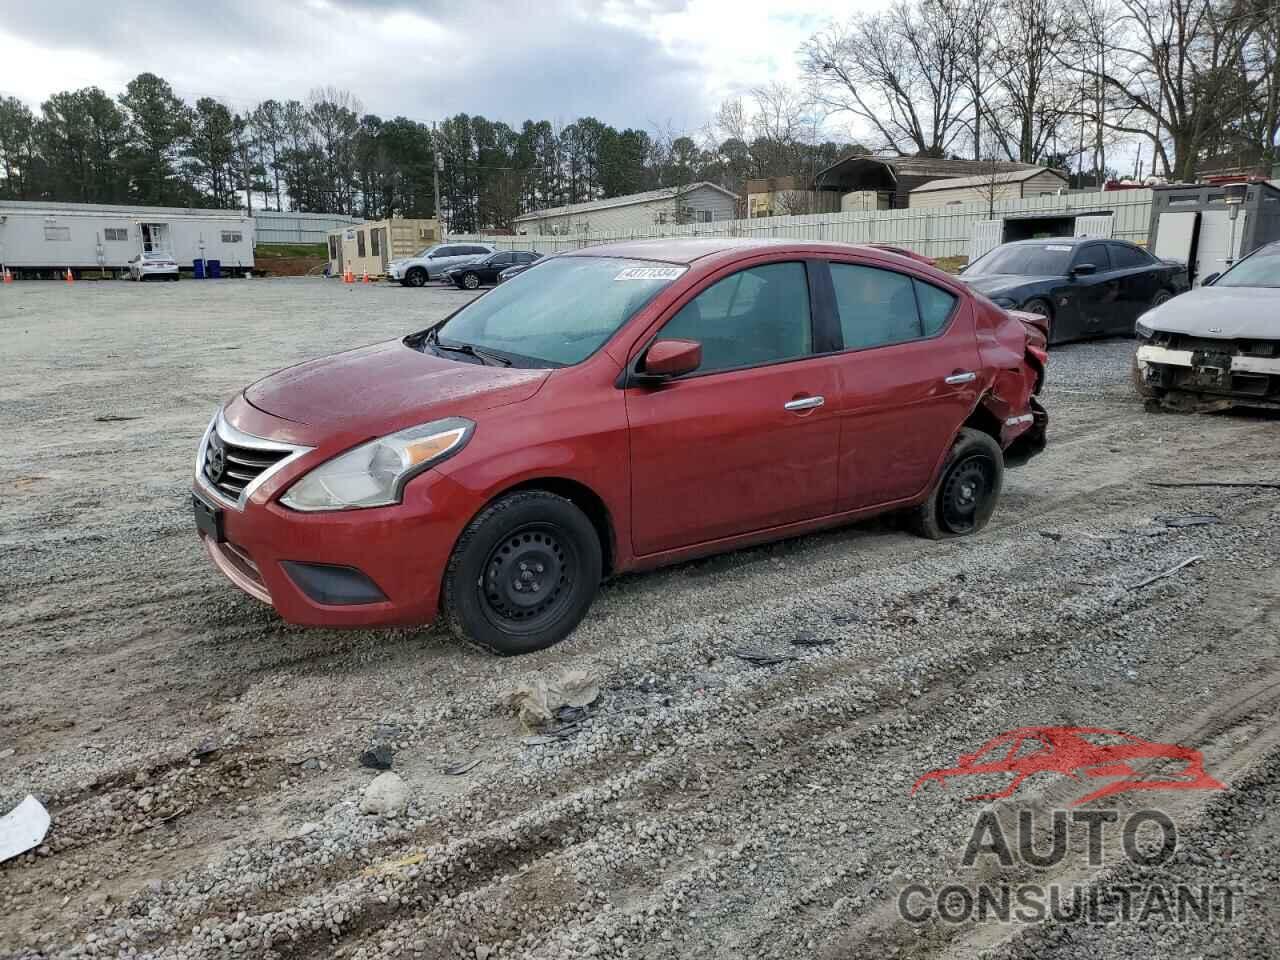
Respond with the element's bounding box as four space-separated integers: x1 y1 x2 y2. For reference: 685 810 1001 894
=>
462 272 480 290
405 267 427 287
442 491 602 656
907 428 1004 539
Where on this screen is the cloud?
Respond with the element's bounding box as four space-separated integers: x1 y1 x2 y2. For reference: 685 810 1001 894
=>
0 0 867 137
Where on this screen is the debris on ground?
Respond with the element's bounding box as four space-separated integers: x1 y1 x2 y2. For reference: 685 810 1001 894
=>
359 744 394 770
1149 480 1280 489
733 647 799 666
0 795 50 864
442 759 481 776
1154 514 1221 528
359 772 409 818
505 669 600 729
1131 555 1204 590
93 415 142 422
792 632 836 647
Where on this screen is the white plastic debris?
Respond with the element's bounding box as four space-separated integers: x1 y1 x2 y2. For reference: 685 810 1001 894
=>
0 795 51 863
504 669 600 729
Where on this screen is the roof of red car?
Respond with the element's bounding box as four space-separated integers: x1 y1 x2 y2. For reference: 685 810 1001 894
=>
561 237 869 265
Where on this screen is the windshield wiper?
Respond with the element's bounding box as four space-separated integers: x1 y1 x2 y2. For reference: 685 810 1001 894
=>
426 329 512 367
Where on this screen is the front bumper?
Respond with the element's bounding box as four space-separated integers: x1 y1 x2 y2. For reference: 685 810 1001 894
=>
192 410 478 627
1136 343 1280 403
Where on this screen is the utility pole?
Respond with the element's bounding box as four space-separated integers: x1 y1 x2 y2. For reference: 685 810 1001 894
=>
432 121 445 241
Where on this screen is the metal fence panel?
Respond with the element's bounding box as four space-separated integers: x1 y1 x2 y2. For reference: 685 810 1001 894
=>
253 211 364 246
451 189 1153 261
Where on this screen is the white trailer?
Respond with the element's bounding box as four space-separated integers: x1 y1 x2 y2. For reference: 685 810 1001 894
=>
0 201 255 277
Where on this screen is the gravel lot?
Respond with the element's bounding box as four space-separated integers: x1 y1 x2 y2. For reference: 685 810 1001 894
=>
2 277 1280 960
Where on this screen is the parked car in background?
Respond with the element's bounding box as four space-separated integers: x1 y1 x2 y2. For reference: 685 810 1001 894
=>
958 237 1187 344
1134 240 1280 410
128 252 179 281
386 242 496 287
193 239 1047 655
498 260 540 284
869 243 936 267
446 250 542 289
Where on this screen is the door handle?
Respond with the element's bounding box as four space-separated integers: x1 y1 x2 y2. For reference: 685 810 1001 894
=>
784 395 825 411
944 372 977 385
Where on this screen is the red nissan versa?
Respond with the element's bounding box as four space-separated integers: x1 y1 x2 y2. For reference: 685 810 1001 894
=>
193 239 1048 655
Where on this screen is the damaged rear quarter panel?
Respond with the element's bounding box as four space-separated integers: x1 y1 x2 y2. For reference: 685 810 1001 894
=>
972 304 1046 448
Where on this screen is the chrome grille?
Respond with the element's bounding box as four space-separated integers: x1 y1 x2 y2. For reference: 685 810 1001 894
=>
197 413 310 508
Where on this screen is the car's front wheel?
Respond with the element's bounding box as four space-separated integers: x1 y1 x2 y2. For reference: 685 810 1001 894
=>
907 428 1004 539
442 491 603 655
405 267 428 287
462 271 481 290
1151 288 1173 308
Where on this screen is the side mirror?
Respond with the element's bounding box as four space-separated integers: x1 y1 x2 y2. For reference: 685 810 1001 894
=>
642 339 702 379
1201 272 1221 287
1070 263 1097 278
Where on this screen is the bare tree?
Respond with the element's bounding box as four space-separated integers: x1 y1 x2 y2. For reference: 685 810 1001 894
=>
801 0 970 156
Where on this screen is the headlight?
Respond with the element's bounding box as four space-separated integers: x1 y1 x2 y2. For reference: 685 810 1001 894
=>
280 417 474 511
1135 315 1154 339
990 296 1017 308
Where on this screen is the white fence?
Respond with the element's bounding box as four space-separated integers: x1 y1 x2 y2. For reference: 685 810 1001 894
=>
454 189 1154 261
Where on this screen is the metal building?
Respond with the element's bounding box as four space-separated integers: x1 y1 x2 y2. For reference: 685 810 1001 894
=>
0 200 254 276
254 210 364 246
1147 181 1280 286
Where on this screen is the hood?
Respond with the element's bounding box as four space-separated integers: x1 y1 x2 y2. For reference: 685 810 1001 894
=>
243 339 548 433
1141 286 1280 339
959 274 1058 298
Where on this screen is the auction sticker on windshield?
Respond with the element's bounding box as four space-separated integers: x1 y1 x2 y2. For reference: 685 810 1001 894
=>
615 266 686 281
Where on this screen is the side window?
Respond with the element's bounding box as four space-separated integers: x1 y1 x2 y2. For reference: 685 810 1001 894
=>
1109 243 1150 269
914 280 958 336
830 263 923 349
357 231 367 257
1075 244 1110 271
660 262 813 374
370 230 380 256
328 236 338 259
468 246 490 256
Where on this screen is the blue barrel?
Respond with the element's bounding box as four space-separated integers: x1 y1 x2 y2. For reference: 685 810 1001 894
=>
192 258 205 279
208 259 222 279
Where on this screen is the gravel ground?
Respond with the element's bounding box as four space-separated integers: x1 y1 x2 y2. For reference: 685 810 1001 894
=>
2 277 1280 960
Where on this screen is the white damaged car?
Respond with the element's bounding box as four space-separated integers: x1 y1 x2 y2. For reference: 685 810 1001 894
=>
385 242 496 287
1134 240 1280 411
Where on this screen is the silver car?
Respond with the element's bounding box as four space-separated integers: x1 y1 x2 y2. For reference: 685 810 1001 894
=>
386 242 496 287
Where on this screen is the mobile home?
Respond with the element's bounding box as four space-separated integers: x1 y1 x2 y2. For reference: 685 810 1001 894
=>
0 201 255 277
327 218 441 278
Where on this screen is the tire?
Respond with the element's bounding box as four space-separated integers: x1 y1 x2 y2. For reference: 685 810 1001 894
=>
462 272 480 290
405 267 428 287
907 428 1004 540
1151 288 1173 308
442 491 603 656
1020 297 1054 342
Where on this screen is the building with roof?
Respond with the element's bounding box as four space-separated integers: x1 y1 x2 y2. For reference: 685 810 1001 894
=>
808 155 1047 210
512 183 739 236
908 168 1070 208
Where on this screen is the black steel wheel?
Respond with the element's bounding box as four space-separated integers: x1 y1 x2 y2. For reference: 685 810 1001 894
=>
907 428 1004 540
443 491 602 655
462 272 481 290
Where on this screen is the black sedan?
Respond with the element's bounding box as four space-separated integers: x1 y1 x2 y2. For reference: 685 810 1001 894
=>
445 250 541 290
958 237 1187 344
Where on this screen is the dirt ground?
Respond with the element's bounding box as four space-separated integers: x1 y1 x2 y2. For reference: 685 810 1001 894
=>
2 277 1280 960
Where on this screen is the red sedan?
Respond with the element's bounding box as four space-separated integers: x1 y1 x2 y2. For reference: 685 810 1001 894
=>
193 239 1048 654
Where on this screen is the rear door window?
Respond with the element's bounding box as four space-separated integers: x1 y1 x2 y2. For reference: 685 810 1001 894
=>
830 263 935 349
1108 243 1152 269
659 262 813 373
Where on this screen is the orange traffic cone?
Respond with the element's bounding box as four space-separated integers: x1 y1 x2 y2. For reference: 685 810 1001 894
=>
2 267 12 284
64 267 74 284
344 267 353 284
362 270 370 284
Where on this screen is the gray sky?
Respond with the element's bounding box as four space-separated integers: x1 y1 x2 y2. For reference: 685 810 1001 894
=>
0 0 860 134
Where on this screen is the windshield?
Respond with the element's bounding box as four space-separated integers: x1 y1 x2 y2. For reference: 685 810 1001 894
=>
967 244 1073 277
429 257 684 367
1215 244 1280 288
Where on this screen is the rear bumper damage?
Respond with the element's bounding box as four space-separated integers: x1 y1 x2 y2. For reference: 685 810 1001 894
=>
1136 342 1280 410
